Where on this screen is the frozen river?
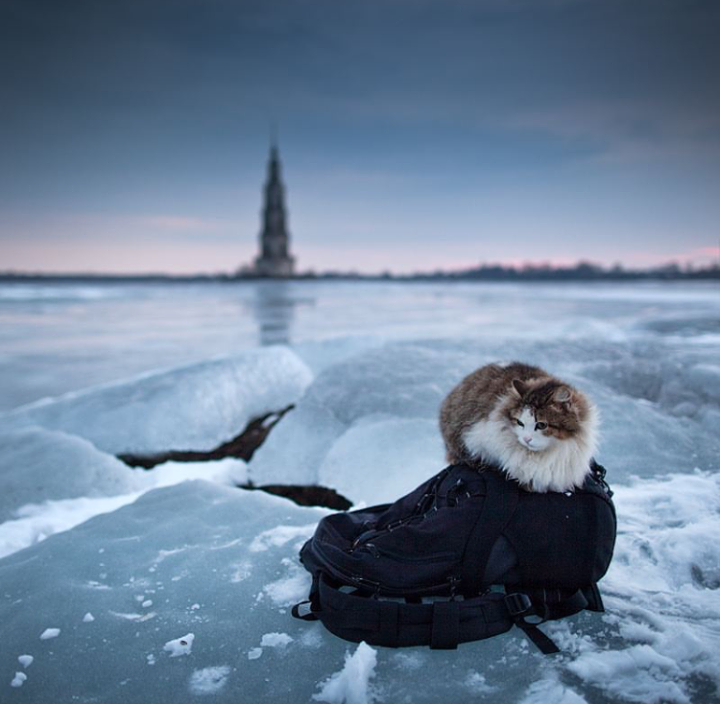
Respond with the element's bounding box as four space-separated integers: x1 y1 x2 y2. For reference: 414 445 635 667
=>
1 279 718 412
1 278 719 703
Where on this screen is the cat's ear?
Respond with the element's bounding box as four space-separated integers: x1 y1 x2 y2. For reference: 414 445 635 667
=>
512 379 528 397
553 386 572 403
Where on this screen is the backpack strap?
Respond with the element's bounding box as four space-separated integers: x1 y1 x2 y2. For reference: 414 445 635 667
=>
460 469 520 598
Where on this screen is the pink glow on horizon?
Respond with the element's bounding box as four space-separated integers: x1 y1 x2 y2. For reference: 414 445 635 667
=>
1 212 716 274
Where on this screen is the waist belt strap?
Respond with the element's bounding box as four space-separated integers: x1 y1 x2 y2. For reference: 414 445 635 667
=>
431 601 461 649
378 601 400 645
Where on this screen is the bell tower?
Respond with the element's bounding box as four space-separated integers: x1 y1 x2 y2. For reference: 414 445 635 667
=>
254 142 295 277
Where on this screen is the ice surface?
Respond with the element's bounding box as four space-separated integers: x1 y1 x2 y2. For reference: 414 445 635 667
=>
3 347 312 454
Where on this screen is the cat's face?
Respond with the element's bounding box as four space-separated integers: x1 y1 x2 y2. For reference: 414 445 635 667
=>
505 379 583 453
509 406 556 452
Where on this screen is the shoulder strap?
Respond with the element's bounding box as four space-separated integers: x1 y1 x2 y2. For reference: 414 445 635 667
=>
459 469 520 598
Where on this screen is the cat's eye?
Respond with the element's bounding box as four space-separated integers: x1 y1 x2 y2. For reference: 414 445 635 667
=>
515 418 524 428
535 422 547 430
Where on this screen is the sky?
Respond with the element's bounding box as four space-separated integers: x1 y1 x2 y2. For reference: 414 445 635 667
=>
0 0 718 275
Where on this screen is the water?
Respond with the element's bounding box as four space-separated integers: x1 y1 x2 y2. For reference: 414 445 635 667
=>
1 279 718 412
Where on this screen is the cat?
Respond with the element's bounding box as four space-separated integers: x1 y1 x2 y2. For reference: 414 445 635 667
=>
439 362 598 493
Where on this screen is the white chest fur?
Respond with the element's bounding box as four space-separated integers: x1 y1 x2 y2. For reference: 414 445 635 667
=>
461 402 597 493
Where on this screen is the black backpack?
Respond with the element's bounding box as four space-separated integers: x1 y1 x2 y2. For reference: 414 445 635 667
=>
292 461 616 654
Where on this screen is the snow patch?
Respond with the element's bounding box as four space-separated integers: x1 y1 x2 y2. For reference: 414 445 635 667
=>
261 559 312 606
188 665 231 695
314 641 378 704
249 524 317 553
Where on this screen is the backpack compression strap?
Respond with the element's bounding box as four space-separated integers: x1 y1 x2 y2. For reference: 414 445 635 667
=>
460 468 520 598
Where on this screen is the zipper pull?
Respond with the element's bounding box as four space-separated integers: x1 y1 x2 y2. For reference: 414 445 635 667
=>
365 543 380 558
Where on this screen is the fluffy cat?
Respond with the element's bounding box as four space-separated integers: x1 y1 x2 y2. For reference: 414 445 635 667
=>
439 362 598 493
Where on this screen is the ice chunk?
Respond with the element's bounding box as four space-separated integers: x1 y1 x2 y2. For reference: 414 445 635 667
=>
247 647 262 660
189 665 231 695
0 427 140 522
40 628 60 640
18 655 33 668
317 416 445 505
4 347 313 454
83 613 95 623
10 672 27 688
313 641 378 704
250 342 471 489
260 632 293 648
164 633 194 657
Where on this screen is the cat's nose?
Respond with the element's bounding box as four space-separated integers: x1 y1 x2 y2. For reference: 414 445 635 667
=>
523 436 532 443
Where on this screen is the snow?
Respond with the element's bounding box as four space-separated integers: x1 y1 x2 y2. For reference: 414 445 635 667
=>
189 665 232 695
314 642 378 704
249 524 319 553
0 280 719 703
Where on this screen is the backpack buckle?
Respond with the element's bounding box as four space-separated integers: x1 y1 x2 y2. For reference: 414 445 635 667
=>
504 592 532 617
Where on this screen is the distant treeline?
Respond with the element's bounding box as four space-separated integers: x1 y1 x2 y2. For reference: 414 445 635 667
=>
1 261 718 283
397 261 720 282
